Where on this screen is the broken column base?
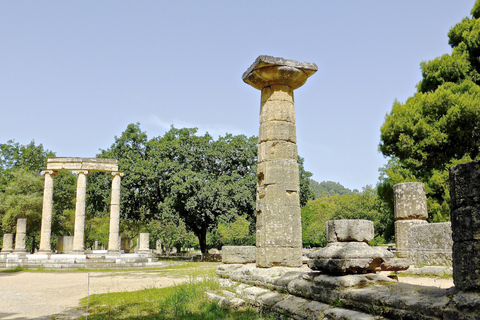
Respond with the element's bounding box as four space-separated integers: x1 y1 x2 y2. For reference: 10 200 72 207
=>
308 242 410 275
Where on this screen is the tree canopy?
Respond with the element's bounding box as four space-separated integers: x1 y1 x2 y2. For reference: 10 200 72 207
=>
379 1 480 221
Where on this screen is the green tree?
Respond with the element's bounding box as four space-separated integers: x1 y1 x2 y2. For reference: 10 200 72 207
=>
379 1 480 221
299 157 315 206
309 180 355 199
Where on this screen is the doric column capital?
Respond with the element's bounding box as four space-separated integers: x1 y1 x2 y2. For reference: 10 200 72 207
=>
242 55 317 90
41 170 57 177
110 171 124 178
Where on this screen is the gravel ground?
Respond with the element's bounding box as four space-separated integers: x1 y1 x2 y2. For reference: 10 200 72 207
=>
0 271 188 319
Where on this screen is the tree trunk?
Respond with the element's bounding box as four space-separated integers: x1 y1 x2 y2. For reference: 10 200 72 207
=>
198 227 208 255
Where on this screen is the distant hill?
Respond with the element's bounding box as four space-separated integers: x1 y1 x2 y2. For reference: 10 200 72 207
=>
309 180 355 199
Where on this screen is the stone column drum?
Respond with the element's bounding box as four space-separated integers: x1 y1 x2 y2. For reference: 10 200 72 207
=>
38 170 56 253
14 218 27 253
72 170 89 252
138 233 150 253
2 233 14 253
108 172 123 252
449 160 480 291
393 182 428 258
243 55 317 267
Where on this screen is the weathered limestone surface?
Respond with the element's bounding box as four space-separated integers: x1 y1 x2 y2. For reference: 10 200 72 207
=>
14 218 27 253
38 170 56 253
108 172 123 252
2 233 14 253
216 264 480 320
393 182 428 220
408 222 453 266
121 237 132 253
138 233 150 253
450 160 480 292
243 56 317 268
47 157 118 172
394 219 428 258
57 236 74 253
393 182 429 258
222 246 256 264
72 170 88 252
326 220 374 243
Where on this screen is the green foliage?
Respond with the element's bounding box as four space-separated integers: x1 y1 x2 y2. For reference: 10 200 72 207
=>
147 218 198 253
379 1 480 222
302 186 392 247
216 215 255 246
309 180 355 199
298 157 315 206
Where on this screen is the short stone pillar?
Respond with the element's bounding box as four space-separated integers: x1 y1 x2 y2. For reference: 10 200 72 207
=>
120 237 132 253
72 170 89 252
243 55 317 268
57 236 74 253
38 170 57 253
14 218 27 253
108 172 123 252
393 182 428 257
156 239 162 254
2 233 14 253
138 233 150 253
449 160 480 291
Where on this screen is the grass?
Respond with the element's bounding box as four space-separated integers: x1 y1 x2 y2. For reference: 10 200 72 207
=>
76 277 277 320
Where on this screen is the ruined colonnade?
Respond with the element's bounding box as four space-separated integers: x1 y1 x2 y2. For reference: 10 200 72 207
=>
38 157 124 254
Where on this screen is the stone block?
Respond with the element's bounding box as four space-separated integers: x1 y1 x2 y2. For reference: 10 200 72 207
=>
120 237 132 253
260 100 295 124
56 236 74 253
326 220 374 243
257 160 299 187
258 121 296 143
2 233 14 253
47 157 119 172
222 246 256 264
256 246 303 268
393 182 428 220
450 160 480 210
452 241 480 291
450 206 480 241
395 220 428 258
258 141 297 163
256 184 300 208
408 222 453 266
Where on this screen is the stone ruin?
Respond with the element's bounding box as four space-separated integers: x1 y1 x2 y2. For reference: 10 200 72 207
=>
213 56 480 319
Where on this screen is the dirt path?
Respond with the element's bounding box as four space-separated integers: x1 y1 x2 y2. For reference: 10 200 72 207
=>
0 271 188 320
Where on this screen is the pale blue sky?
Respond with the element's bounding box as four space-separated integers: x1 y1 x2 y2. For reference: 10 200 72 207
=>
0 1 476 191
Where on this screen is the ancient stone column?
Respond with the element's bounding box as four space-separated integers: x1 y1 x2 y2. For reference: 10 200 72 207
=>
2 233 14 253
138 233 150 253
14 218 27 253
450 160 480 291
108 171 123 252
38 170 57 253
72 170 89 252
393 182 428 258
243 55 317 267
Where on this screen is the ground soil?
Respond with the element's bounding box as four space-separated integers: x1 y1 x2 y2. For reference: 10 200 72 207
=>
0 268 454 320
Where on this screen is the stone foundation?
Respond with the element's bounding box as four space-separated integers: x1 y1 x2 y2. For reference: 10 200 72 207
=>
216 264 480 320
222 246 256 264
56 236 74 253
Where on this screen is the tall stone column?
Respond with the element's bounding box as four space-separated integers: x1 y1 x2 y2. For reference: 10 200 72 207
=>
72 170 89 253
108 171 123 252
393 182 428 258
450 160 480 291
2 233 14 253
243 55 317 267
38 170 57 253
14 218 27 253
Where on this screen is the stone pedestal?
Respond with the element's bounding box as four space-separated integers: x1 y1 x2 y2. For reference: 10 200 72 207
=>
108 172 123 252
222 246 256 264
57 236 74 253
408 222 452 266
393 182 428 257
243 55 317 268
156 239 162 254
449 160 480 291
138 233 150 253
2 233 14 253
14 218 27 253
39 170 56 253
120 237 132 253
72 171 89 252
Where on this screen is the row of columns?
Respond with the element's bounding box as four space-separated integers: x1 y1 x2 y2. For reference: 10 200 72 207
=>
38 169 123 254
